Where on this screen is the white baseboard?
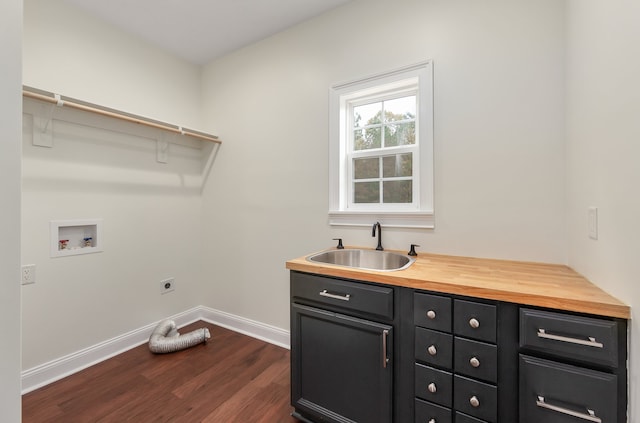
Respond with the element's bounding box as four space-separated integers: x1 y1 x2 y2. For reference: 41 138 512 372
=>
21 306 291 394
198 306 290 350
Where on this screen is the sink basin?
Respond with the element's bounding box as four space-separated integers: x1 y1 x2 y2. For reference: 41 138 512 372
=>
307 249 415 271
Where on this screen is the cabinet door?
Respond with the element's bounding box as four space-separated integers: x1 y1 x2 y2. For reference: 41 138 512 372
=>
291 303 393 423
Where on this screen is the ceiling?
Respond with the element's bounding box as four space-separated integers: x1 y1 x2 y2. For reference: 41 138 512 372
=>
63 0 352 65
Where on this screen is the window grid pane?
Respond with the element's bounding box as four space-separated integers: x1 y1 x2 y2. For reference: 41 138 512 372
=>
353 102 382 128
384 121 415 147
354 157 380 180
383 153 412 178
352 95 416 151
352 154 414 204
354 181 380 203
384 96 417 123
383 180 412 203
354 126 382 150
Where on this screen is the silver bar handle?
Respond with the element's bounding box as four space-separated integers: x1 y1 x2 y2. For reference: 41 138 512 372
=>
537 328 604 348
319 289 351 301
536 396 601 423
382 329 390 368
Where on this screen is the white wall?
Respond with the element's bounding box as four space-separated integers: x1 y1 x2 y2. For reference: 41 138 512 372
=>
0 0 23 420
565 0 640 419
21 0 208 370
200 0 567 330
23 0 203 129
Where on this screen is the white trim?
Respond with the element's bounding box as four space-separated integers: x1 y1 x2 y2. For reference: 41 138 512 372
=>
21 306 290 394
199 306 290 350
329 211 434 229
332 61 432 91
329 61 434 228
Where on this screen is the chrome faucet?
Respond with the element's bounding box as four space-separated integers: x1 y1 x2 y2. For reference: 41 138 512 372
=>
372 222 383 251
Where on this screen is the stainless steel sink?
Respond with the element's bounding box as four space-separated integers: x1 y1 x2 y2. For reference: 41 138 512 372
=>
307 249 415 271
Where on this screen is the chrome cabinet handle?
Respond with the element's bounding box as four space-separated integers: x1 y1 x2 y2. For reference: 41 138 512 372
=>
428 345 437 356
469 318 480 329
427 382 437 393
470 396 480 407
382 329 389 368
427 310 436 319
318 289 351 301
469 356 480 368
537 328 603 348
536 396 602 423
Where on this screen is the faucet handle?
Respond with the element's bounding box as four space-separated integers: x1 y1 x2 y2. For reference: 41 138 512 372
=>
332 238 344 249
408 244 420 256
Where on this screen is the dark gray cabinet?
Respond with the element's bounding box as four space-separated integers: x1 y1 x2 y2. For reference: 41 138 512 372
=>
413 293 517 423
290 272 397 423
290 271 627 423
519 308 627 423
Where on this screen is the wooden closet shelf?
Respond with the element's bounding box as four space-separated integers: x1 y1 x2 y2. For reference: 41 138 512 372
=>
22 86 221 144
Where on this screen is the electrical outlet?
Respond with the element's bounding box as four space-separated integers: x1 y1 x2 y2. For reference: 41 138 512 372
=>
160 277 175 294
22 264 36 285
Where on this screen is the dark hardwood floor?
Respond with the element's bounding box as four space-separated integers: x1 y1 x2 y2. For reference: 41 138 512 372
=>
23 321 300 422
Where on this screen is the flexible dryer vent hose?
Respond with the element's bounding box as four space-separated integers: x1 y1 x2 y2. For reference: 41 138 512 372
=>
148 319 211 354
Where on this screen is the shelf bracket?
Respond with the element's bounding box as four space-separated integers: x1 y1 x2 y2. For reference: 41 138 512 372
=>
32 101 58 148
156 133 170 164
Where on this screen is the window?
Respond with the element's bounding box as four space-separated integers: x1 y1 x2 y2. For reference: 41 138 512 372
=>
329 61 434 228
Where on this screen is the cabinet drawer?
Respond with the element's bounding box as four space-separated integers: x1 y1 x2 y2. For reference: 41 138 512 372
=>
416 327 453 369
520 308 618 368
455 412 487 423
415 398 452 423
415 363 453 408
415 292 452 332
453 375 497 423
519 354 617 423
291 272 393 319
454 338 497 384
453 300 496 343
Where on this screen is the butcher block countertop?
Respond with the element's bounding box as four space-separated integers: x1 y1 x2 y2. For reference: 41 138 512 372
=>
286 247 630 320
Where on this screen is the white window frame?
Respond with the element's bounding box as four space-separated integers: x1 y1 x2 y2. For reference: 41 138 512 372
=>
329 61 434 228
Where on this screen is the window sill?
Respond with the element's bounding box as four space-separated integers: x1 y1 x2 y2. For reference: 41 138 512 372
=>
328 211 434 229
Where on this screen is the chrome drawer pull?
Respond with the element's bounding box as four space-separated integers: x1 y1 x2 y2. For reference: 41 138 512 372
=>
537 328 604 348
469 357 480 368
536 396 602 423
470 396 480 407
427 382 437 393
427 310 436 319
382 329 389 369
319 289 351 301
469 318 480 329
428 345 437 356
